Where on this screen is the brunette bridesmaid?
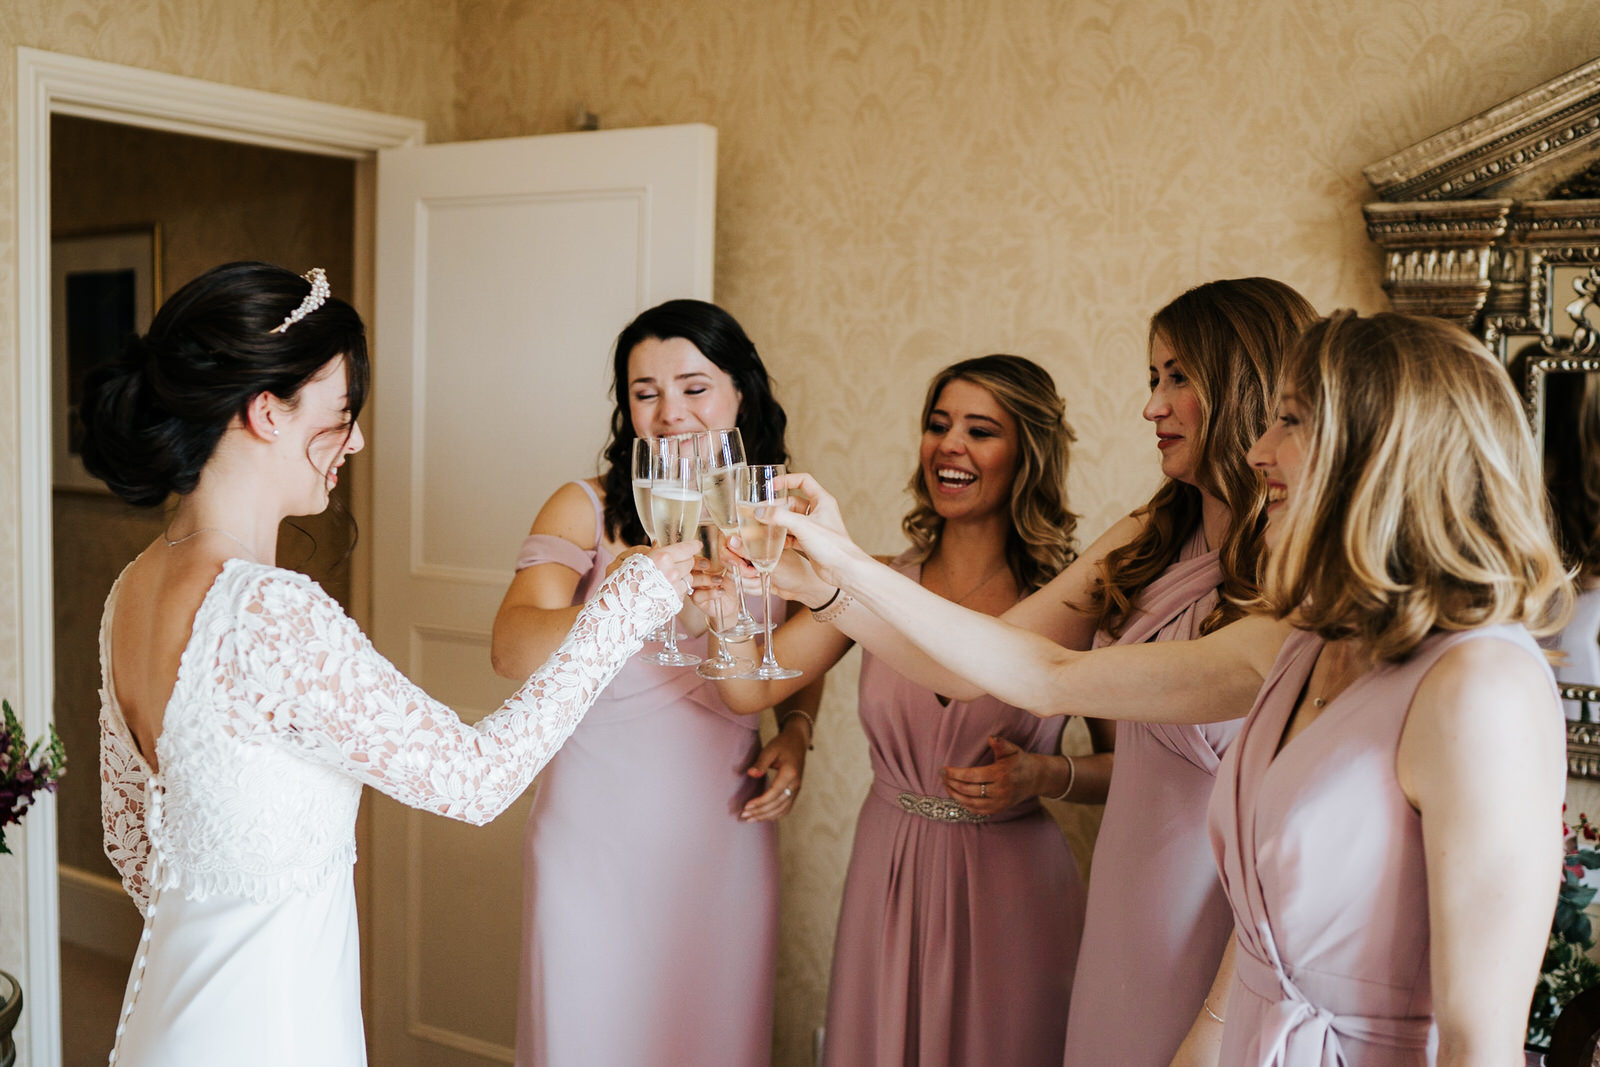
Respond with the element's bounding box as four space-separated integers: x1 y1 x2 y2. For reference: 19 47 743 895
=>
491 300 820 1067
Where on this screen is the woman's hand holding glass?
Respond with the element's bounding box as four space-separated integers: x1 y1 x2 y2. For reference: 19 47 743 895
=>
640 435 704 667
693 428 764 640
733 464 803 680
753 471 875 594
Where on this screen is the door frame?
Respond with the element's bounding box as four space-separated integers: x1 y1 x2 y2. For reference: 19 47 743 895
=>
14 47 423 1065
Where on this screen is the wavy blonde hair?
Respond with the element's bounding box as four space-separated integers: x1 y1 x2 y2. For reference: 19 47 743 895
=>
902 355 1078 594
1087 278 1319 637
1262 311 1574 662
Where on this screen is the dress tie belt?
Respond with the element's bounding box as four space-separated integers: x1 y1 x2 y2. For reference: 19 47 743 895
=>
869 777 1038 824
1234 929 1432 1067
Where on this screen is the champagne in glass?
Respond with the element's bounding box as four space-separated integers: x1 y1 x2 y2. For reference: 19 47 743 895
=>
695 428 762 640
650 482 703 547
736 499 788 574
630 437 666 644
736 464 802 681
646 441 701 667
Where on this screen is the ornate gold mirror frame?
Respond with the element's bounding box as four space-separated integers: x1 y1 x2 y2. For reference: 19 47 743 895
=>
1361 56 1600 777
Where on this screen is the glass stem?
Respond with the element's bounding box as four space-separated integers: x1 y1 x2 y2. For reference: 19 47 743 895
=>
711 571 734 664
734 571 755 623
759 572 779 669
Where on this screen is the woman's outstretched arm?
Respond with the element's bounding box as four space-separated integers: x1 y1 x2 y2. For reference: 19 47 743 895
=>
767 472 1284 723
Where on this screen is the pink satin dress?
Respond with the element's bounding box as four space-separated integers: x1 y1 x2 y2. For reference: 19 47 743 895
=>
1208 624 1553 1065
1063 528 1242 1066
513 481 778 1067
821 558 1085 1067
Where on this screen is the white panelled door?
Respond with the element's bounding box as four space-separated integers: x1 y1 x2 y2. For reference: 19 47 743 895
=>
369 124 716 1066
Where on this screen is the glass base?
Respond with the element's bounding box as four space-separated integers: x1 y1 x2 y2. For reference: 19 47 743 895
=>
722 616 765 641
739 663 802 681
696 656 756 680
644 626 669 644
645 649 702 667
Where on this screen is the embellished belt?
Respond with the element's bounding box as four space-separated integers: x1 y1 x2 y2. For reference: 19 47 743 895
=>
895 791 989 823
869 777 1039 824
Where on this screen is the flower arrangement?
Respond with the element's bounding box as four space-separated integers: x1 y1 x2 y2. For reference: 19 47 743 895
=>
1529 808 1600 1050
0 700 66 855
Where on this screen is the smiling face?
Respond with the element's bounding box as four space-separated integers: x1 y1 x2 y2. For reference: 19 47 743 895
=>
1143 331 1207 487
626 336 743 438
919 377 1020 525
1247 386 1308 549
280 357 363 515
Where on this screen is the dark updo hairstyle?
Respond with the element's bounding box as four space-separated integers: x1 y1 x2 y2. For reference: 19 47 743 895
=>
599 299 789 546
79 261 369 508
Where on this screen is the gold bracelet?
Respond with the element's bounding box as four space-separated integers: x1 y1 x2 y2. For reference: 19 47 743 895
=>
1203 997 1224 1025
778 708 816 750
1045 754 1076 801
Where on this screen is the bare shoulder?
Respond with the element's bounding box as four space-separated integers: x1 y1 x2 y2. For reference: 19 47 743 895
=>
1399 634 1563 803
528 478 603 550
1412 636 1558 731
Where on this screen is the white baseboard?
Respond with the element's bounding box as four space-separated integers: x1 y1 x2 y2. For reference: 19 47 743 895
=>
57 866 140 959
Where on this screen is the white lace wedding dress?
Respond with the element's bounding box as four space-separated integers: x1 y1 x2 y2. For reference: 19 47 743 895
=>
97 553 676 1067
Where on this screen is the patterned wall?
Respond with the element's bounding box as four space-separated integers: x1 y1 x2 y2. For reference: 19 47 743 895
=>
0 3 452 1057
1 1 1598 1063
452 3 1600 1062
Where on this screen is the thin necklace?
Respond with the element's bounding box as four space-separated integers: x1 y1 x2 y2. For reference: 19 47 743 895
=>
163 525 261 564
1307 645 1361 709
928 558 1011 606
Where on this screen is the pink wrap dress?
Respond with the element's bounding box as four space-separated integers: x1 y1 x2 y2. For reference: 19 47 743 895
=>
821 558 1086 1067
1063 528 1242 1065
513 481 778 1067
1208 624 1553 1065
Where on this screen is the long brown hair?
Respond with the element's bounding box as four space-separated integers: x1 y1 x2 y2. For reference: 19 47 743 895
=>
1087 278 1318 637
1262 311 1572 661
901 355 1078 594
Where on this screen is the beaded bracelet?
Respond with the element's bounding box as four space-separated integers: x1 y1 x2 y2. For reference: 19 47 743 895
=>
811 591 853 624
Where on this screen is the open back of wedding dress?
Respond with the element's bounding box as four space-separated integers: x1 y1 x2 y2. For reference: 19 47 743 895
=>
97 555 674 1067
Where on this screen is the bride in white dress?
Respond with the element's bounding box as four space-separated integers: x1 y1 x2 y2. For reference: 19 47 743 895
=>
78 261 696 1067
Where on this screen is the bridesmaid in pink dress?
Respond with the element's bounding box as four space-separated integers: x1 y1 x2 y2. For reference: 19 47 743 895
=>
790 279 1316 1066
713 356 1083 1066
773 311 1572 1066
492 300 821 1066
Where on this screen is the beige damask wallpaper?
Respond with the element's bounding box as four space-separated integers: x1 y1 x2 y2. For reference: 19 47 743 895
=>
3 1 1599 1063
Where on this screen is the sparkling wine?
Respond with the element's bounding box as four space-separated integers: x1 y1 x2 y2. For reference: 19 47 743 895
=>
651 484 703 546
737 500 787 574
699 464 743 533
631 479 653 532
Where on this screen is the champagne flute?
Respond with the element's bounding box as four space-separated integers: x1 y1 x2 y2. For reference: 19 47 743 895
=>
631 437 668 644
736 463 802 681
694 522 754 680
646 437 702 667
695 428 764 640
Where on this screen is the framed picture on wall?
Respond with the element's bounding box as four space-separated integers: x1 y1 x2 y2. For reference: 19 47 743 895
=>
51 225 161 492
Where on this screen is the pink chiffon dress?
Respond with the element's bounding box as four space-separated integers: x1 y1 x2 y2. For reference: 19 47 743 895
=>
1063 528 1242 1066
513 481 779 1067
821 557 1086 1067
1208 624 1554 1065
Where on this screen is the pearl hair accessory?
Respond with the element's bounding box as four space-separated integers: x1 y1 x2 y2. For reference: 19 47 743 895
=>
270 268 331 334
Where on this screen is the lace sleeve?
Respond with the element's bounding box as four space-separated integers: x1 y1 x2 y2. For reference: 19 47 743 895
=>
223 553 678 825
100 711 153 916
